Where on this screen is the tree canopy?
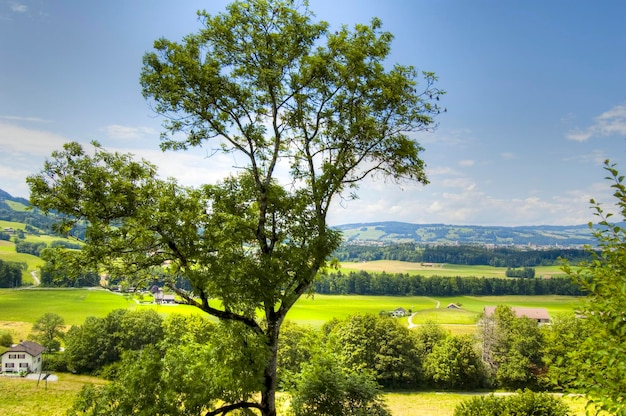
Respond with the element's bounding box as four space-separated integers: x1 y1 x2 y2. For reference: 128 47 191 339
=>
28 0 442 414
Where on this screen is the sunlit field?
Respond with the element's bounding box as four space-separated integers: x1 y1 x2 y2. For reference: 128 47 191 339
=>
339 260 566 278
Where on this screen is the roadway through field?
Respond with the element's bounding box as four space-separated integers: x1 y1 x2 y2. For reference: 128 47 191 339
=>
407 298 440 329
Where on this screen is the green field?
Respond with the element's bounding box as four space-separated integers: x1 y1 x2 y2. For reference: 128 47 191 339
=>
0 376 592 416
0 288 588 416
0 288 581 330
339 260 566 278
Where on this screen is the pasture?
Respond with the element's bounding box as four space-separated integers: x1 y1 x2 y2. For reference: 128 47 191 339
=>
0 375 591 416
339 260 566 278
0 288 581 337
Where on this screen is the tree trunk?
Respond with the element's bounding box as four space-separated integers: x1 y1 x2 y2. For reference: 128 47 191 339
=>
260 318 280 416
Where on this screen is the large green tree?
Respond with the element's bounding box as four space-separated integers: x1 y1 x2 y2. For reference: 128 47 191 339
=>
561 160 626 415
30 312 65 352
27 0 442 414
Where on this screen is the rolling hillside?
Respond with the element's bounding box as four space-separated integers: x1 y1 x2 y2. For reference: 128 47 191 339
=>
1 188 596 247
334 221 596 246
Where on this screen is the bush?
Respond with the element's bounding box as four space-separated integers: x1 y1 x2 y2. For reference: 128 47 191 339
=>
0 331 12 347
454 390 569 416
43 353 68 372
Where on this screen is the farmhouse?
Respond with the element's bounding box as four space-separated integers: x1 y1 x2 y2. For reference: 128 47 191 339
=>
446 303 461 309
483 306 550 324
391 307 406 317
1 341 45 374
153 288 176 304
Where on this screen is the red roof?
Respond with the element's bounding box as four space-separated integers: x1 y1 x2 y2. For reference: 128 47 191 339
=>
484 306 550 321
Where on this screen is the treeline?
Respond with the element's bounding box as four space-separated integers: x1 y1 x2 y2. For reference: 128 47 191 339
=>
334 243 593 266
314 271 585 296
0 258 25 287
44 307 586 415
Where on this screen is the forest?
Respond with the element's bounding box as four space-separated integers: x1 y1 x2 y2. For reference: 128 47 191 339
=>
314 271 584 296
333 243 593 266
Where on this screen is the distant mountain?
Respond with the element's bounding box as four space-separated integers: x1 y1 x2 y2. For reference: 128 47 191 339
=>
0 188 29 206
334 221 596 247
0 188 598 247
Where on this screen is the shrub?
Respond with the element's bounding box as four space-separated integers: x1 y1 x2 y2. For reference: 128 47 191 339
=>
0 331 13 347
43 353 68 372
454 390 570 416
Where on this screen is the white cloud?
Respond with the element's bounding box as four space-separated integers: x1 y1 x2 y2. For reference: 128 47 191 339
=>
10 2 27 13
0 115 51 123
106 124 157 140
501 152 515 160
566 103 626 142
458 159 475 167
0 122 67 157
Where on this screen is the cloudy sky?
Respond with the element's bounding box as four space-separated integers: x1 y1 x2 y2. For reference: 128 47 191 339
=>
1 0 625 226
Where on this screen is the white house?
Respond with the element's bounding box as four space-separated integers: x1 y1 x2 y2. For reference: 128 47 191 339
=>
1 341 45 374
391 307 406 317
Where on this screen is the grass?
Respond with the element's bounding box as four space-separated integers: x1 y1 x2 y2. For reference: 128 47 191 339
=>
0 374 107 416
339 260 566 278
0 288 137 326
0 376 592 416
0 288 580 332
285 294 437 327
383 392 590 416
4 201 29 212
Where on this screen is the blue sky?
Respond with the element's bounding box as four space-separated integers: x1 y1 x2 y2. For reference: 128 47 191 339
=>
1 0 625 227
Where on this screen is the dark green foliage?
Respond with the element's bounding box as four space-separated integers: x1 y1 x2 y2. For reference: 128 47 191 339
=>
0 331 13 347
0 259 24 287
31 312 65 352
324 314 422 388
453 390 570 416
540 315 591 390
505 267 535 278
14 240 47 256
63 309 163 374
334 241 595 265
277 321 321 386
479 306 544 389
39 248 100 287
43 352 68 372
290 353 391 416
423 335 487 389
315 271 584 296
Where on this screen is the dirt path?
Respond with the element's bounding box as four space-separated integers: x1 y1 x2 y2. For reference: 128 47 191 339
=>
30 270 40 285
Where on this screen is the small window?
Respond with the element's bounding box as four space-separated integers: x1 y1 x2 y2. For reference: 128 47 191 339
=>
19 363 28 368
18 354 26 359
5 363 15 368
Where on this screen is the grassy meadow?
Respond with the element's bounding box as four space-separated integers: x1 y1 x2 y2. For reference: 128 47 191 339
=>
339 259 567 278
0 375 591 416
0 374 107 416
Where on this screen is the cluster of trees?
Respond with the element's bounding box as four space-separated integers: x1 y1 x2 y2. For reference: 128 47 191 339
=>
314 271 585 296
0 258 24 287
41 307 586 415
504 267 535 278
334 243 593 267
15 240 47 256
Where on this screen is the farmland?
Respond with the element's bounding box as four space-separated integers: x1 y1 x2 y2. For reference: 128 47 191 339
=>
0 376 591 416
339 259 567 278
0 288 581 338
